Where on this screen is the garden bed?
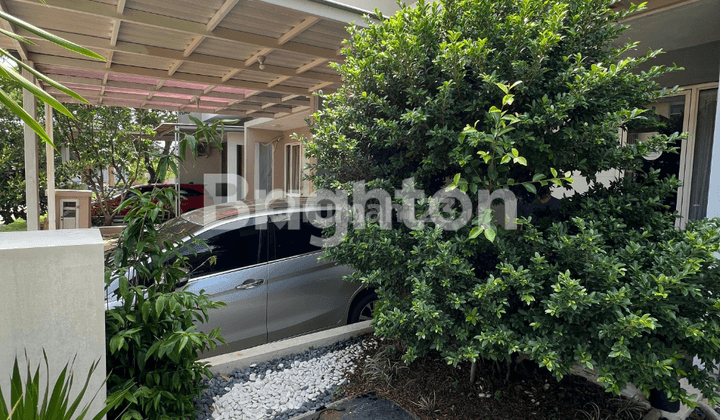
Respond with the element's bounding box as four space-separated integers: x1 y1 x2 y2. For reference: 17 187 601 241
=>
195 333 681 420
338 336 652 420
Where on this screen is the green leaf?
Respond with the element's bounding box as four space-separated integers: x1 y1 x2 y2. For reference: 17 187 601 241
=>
469 226 482 239
515 156 527 166
484 227 496 242
523 183 537 194
0 28 32 44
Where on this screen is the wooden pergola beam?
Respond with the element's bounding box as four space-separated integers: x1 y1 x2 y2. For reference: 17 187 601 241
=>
29 53 330 96
17 28 342 84
42 74 312 105
297 58 327 74
206 0 240 32
278 17 319 45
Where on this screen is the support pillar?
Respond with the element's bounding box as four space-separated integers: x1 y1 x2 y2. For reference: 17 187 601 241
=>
22 67 40 231
707 67 720 219
45 104 55 230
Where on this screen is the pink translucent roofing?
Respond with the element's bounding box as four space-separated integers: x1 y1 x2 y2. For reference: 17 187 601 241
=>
148 101 181 107
66 84 101 91
40 63 255 113
163 80 208 90
108 74 159 85
153 91 195 100
105 87 148 96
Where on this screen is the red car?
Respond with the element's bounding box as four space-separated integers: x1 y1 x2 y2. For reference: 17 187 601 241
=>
92 184 213 222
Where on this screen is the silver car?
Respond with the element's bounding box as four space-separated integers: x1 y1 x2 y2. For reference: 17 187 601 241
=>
131 200 376 356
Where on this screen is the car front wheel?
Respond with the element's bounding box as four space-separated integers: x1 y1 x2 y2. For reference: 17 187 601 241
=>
348 292 377 324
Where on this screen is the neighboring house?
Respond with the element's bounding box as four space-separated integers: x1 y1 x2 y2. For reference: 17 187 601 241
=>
171 108 318 204
621 0 720 225
554 0 720 226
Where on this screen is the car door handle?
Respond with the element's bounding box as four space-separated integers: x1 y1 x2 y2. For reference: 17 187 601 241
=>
236 279 264 290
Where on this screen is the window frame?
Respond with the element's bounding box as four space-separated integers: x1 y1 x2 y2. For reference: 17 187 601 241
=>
268 210 323 264
182 217 268 281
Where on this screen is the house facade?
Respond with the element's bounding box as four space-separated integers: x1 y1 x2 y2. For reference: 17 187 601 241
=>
596 0 720 225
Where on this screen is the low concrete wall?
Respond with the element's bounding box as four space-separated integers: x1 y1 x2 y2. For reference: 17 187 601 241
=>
203 320 373 376
0 229 106 417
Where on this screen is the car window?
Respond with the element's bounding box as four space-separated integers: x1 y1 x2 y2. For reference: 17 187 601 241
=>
270 212 323 261
181 219 265 277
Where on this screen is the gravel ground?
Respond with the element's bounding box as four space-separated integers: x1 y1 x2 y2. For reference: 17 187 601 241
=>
195 336 375 420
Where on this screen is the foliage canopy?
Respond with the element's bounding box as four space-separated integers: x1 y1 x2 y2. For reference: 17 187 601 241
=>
307 0 720 405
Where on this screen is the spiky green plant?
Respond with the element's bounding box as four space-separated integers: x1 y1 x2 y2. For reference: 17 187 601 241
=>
0 350 128 420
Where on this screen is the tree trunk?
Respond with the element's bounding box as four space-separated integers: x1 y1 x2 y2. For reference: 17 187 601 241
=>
470 361 477 384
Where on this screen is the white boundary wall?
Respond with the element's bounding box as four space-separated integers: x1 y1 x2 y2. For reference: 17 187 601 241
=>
0 229 106 417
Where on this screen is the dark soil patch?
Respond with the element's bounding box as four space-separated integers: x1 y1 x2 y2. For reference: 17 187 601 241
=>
338 337 648 420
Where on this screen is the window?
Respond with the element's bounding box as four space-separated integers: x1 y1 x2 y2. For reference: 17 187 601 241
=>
270 212 323 261
688 88 718 221
181 220 265 278
285 144 302 195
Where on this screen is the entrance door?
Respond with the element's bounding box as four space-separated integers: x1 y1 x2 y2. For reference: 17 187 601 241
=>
258 143 272 194
624 92 690 220
60 200 79 229
625 84 719 226
686 87 718 221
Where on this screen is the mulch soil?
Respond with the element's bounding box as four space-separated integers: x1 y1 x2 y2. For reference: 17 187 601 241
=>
337 336 649 420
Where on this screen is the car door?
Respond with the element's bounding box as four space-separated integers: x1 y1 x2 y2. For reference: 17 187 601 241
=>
181 217 268 354
266 211 357 342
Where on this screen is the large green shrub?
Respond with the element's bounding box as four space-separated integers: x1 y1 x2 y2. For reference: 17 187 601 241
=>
105 189 225 420
104 120 229 420
307 0 720 405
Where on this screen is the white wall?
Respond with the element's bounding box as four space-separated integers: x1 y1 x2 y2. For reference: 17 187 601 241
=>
0 229 106 417
335 0 401 16
180 141 223 185
551 170 620 199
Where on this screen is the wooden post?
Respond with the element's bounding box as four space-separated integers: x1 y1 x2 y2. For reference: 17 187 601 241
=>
22 67 40 231
45 104 56 230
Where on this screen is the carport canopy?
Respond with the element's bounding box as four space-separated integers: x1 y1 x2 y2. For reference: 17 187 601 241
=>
0 0 374 230
0 0 374 118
